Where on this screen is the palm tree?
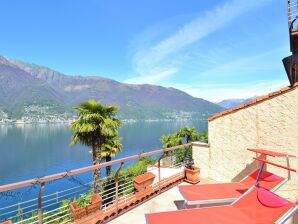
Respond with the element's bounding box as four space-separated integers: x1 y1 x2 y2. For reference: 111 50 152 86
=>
70 99 122 193
160 133 183 148
178 126 199 143
178 126 199 160
101 136 123 176
161 126 199 164
160 133 183 165
101 135 123 205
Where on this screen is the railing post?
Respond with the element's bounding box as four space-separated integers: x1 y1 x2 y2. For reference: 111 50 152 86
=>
183 144 192 159
115 162 124 216
17 202 22 220
158 153 165 192
288 0 291 28
38 182 44 224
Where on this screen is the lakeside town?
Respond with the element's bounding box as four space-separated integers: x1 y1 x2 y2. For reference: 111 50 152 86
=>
0 105 210 124
0 106 75 124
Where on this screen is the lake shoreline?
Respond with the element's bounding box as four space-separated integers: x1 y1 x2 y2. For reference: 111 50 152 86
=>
0 118 207 126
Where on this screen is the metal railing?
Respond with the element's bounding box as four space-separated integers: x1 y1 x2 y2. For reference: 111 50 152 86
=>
288 0 298 29
0 143 192 224
1 174 134 223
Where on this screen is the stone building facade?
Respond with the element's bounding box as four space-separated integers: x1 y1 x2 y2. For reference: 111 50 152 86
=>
193 84 298 223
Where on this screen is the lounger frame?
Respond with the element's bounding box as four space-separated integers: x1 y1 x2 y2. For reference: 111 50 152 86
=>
181 149 295 208
181 169 289 207
231 158 298 224
276 205 298 224
147 155 298 224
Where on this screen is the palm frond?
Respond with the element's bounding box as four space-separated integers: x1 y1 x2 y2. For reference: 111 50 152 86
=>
70 100 122 149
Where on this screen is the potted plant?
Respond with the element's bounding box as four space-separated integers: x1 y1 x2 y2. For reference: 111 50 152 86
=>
0 221 12 224
86 193 102 214
133 172 155 191
70 192 102 220
133 172 156 200
70 195 87 220
184 157 200 184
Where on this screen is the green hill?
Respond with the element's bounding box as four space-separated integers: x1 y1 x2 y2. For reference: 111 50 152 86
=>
0 56 223 120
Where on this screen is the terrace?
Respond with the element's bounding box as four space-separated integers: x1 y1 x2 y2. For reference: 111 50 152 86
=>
1 140 297 224
2 1 298 220
108 177 216 224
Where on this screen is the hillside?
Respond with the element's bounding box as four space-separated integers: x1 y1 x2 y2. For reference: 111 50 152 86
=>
0 56 223 121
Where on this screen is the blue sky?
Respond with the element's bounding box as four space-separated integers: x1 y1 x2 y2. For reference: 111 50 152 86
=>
0 0 291 101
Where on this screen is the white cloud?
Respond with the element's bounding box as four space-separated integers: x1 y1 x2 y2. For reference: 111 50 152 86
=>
195 46 288 80
128 0 271 84
125 68 177 84
125 0 286 103
172 80 289 102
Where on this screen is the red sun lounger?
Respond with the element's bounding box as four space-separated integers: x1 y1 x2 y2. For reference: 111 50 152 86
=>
146 158 298 224
146 186 298 224
179 169 285 207
179 149 294 207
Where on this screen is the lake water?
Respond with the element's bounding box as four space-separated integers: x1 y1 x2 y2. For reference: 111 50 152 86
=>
0 120 206 218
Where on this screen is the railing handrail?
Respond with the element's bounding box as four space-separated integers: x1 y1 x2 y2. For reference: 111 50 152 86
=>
0 143 192 192
288 0 298 28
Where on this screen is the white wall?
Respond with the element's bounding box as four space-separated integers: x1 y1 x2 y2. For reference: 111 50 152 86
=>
193 87 298 223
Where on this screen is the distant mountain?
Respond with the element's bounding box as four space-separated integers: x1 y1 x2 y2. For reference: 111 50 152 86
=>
0 56 223 120
0 57 67 118
217 97 257 109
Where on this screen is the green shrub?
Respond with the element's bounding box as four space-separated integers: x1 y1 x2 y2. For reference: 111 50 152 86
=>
76 193 92 208
160 126 200 164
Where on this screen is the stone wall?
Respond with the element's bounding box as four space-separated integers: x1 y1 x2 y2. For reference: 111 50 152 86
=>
192 142 210 178
193 87 298 223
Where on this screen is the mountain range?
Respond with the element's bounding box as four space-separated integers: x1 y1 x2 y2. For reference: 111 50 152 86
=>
0 56 223 120
217 97 257 109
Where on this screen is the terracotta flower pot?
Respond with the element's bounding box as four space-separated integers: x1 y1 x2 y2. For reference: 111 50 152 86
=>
135 186 153 200
133 172 155 191
69 202 87 220
185 167 200 184
70 193 102 220
0 221 12 224
86 193 102 214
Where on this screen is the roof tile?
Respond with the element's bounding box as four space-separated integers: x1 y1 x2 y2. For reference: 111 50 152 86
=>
209 84 297 122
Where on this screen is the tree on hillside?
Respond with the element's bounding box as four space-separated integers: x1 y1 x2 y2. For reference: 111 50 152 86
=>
70 99 122 193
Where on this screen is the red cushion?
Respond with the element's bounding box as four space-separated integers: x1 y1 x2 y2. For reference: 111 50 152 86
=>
262 174 283 182
257 188 289 208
